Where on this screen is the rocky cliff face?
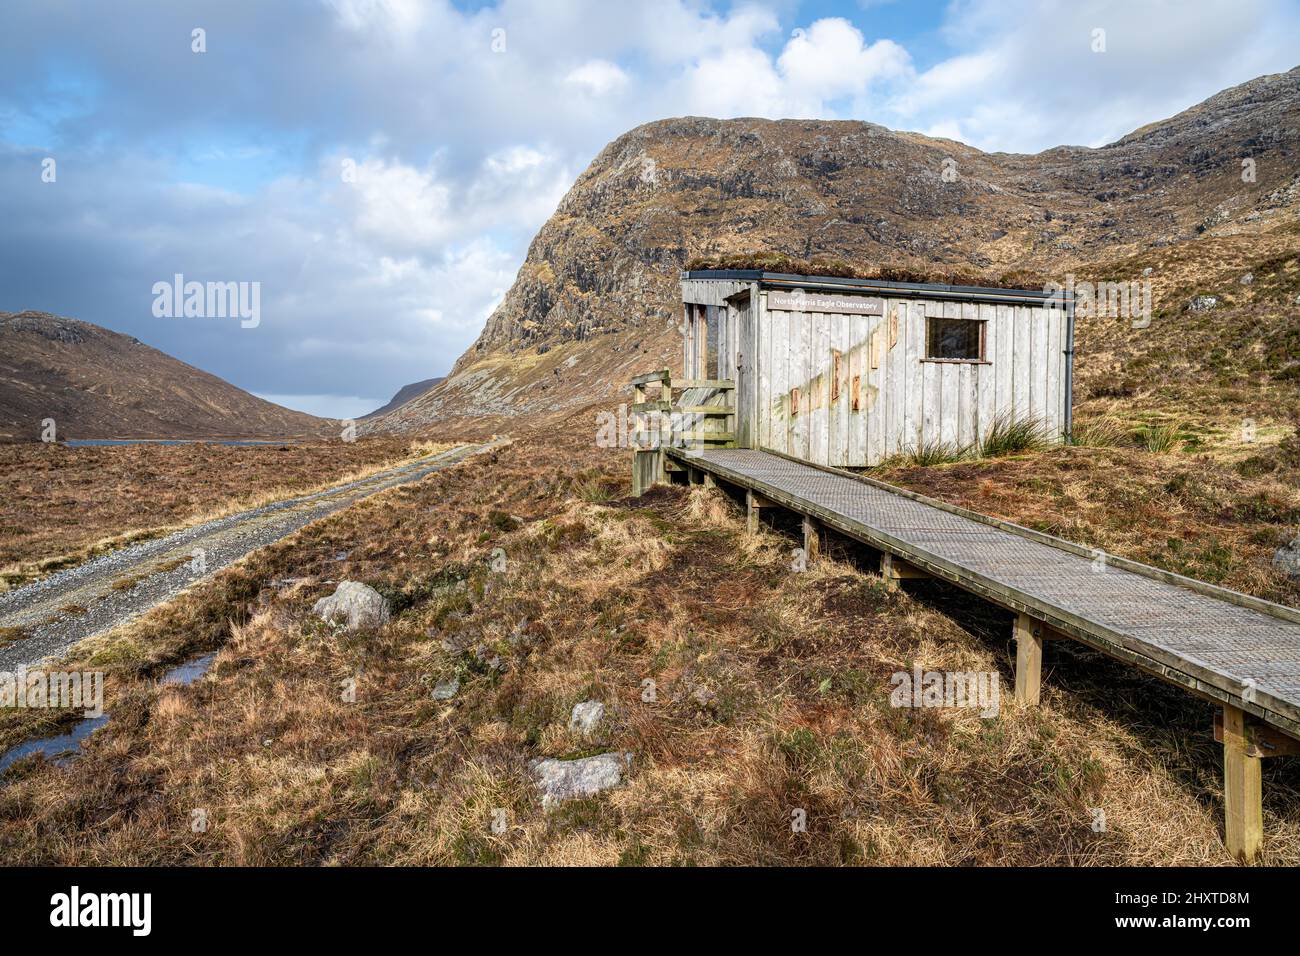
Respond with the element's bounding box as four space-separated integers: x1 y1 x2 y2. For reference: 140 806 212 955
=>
368 67 1300 433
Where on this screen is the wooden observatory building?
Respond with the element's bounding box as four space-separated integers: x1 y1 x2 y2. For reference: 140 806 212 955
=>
657 267 1075 467
628 269 1300 867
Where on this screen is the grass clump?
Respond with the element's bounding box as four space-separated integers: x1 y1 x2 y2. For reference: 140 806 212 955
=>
977 413 1050 458
1070 416 1130 448
574 476 615 503
884 438 972 467
1136 421 1185 454
882 414 1054 467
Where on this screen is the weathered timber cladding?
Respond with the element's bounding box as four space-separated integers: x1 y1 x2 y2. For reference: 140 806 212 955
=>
683 272 1071 467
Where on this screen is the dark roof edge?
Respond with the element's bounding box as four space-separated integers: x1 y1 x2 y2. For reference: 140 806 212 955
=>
681 269 1072 303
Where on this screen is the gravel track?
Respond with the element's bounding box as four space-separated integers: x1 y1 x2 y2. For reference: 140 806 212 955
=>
0 440 500 669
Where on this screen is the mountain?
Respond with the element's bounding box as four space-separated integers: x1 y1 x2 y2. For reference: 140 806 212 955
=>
361 377 444 420
365 67 1300 434
0 311 329 442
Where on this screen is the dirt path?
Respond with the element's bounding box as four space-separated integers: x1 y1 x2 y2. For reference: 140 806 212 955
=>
0 440 501 669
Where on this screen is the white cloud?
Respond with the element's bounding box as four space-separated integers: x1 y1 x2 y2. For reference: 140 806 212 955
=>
892 50 1003 118
2 0 1297 419
468 145 572 232
892 0 1300 151
345 158 453 251
564 60 630 96
324 0 426 36
675 15 919 120
331 146 570 260
684 47 787 117
778 19 912 103
922 120 966 142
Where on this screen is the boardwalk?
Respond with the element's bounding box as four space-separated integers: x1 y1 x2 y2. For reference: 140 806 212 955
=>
663 446 1300 860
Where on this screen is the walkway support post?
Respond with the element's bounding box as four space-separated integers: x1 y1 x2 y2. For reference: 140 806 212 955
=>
802 515 821 564
879 552 926 589
1014 612 1043 706
632 449 663 497
1221 704 1264 863
744 490 779 535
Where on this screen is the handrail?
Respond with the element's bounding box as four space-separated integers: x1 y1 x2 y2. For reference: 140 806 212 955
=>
628 371 737 449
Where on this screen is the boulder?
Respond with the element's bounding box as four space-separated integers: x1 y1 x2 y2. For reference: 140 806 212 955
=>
1274 538 1300 581
532 752 631 809
312 581 390 632
569 700 606 736
691 685 717 707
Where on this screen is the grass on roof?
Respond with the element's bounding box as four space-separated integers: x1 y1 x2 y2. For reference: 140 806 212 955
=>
684 252 1050 291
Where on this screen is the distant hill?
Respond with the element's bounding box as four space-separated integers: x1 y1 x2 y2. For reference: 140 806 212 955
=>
0 311 329 442
364 66 1300 434
361 377 444 420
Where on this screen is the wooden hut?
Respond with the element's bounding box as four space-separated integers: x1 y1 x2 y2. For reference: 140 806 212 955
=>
676 268 1074 466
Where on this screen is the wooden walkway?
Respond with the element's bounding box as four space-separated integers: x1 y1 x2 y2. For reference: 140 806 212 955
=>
662 446 1300 860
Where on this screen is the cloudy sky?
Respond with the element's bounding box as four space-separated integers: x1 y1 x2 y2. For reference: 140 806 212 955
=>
1 0 1295 418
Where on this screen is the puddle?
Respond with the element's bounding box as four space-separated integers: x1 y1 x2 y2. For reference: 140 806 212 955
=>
0 652 217 775
161 653 216 687
0 714 110 774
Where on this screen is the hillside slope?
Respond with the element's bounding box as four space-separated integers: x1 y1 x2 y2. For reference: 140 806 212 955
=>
361 377 444 420
367 66 1300 434
0 311 328 442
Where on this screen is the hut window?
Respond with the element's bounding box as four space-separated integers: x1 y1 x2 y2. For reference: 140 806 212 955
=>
925 316 985 361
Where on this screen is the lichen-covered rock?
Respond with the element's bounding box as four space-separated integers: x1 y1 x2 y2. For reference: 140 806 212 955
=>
532 752 631 809
1274 539 1300 581
691 685 717 708
312 581 390 632
569 700 606 736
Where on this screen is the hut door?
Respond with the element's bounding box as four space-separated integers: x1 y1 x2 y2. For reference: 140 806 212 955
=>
732 293 754 448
